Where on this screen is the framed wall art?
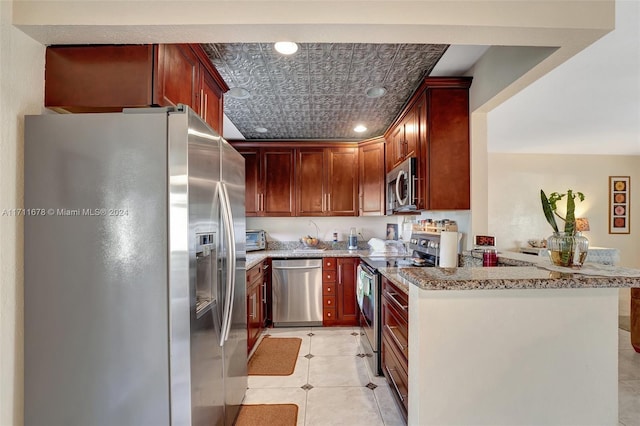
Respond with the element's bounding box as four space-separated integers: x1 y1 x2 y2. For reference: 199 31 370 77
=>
609 176 630 234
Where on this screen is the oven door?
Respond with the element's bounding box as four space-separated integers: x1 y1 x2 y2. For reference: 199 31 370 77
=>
357 263 380 375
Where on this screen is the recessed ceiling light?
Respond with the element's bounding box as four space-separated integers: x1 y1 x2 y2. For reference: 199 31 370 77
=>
365 87 387 98
274 41 299 55
354 125 367 133
227 87 251 99
255 127 268 133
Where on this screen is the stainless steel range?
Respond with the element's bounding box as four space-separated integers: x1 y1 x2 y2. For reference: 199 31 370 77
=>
357 232 441 376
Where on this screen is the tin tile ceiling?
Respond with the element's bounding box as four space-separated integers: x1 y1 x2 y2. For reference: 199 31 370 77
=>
202 43 449 140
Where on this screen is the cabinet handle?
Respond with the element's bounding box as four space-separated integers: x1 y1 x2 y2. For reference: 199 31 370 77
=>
327 193 331 211
200 89 204 119
204 93 208 120
385 365 407 401
327 312 332 318
262 282 267 303
327 299 332 305
337 264 342 284
384 290 408 311
259 193 264 212
385 324 407 351
326 287 331 292
249 294 255 319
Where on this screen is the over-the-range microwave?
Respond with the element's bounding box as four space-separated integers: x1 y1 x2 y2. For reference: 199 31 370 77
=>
386 157 419 215
246 229 266 251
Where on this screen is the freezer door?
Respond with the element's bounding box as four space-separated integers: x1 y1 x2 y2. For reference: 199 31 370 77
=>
220 138 248 425
170 108 227 426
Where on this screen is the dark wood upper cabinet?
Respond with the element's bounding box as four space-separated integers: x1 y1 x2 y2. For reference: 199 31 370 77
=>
44 43 228 134
155 44 198 109
385 77 472 211
296 147 358 217
237 147 295 217
423 78 471 210
359 138 386 216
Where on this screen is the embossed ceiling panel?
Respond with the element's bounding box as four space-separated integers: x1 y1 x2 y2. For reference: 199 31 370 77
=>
202 43 449 140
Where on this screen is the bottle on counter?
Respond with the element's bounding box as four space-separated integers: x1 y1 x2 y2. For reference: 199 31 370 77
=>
348 228 358 250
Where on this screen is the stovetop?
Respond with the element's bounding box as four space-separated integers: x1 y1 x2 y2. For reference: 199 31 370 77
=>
361 255 434 270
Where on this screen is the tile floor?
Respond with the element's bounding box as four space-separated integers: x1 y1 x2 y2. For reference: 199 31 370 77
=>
244 326 403 426
245 326 640 426
619 328 640 426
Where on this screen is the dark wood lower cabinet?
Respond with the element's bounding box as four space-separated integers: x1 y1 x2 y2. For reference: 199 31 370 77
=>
381 276 409 421
322 257 359 326
631 288 640 352
247 262 265 354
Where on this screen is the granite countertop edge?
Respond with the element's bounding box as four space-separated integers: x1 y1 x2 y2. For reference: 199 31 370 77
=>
378 265 640 293
245 249 370 269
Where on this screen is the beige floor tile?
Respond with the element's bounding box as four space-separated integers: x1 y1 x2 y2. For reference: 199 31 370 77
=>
373 384 405 426
619 349 640 381
619 329 637 353
305 387 384 426
619 379 640 426
248 356 310 389
242 387 307 426
309 333 360 356
308 355 370 387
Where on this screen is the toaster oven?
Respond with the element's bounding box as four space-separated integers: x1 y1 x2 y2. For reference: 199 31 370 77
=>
246 229 266 251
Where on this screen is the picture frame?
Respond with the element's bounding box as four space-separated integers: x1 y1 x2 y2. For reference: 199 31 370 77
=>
386 223 399 240
609 176 630 234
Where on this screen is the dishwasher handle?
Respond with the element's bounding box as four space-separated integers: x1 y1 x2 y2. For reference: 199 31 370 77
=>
273 265 322 270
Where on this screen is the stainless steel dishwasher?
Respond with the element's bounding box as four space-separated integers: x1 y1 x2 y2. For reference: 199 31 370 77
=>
272 259 323 327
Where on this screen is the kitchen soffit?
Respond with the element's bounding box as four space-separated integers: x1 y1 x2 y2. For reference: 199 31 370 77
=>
202 43 449 141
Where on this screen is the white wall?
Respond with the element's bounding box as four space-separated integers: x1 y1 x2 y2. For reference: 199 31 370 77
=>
0 3 45 425
487 154 640 268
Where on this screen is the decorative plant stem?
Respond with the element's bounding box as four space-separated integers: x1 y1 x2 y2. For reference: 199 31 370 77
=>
540 189 587 268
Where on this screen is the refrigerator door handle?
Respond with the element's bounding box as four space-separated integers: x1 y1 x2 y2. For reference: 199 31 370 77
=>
219 181 236 345
217 182 232 346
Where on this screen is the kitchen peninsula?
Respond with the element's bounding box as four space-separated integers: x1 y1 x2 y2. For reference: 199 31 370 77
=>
379 263 640 426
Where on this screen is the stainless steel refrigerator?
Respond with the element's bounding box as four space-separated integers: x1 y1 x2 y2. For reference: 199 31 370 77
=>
24 106 247 426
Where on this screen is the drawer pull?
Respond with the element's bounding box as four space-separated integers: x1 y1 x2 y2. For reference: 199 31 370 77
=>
385 365 407 401
384 290 408 311
385 324 407 351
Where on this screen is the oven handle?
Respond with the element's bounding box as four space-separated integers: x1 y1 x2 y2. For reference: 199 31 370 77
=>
384 290 408 311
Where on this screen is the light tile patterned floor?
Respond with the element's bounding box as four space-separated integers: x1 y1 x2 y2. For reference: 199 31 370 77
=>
619 329 640 426
245 327 640 425
244 326 404 426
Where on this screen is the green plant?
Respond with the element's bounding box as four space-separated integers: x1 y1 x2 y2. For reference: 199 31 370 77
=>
540 189 585 235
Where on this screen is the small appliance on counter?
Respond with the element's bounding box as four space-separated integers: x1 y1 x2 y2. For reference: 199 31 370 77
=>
246 229 266 251
348 227 358 250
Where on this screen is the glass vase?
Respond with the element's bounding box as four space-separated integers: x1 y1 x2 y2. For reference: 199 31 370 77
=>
546 231 589 268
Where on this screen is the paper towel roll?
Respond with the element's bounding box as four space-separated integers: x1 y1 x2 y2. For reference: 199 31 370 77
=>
439 231 459 268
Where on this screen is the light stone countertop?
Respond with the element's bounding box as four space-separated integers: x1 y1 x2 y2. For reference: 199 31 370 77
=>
245 249 370 269
379 262 640 294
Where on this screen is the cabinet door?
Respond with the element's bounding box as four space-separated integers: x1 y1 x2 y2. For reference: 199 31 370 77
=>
199 66 224 134
387 124 405 170
427 88 470 210
403 104 419 160
359 140 385 216
263 149 295 216
296 149 326 216
237 149 260 217
45 45 156 112
326 148 358 216
336 257 359 325
631 288 640 352
155 44 198 108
